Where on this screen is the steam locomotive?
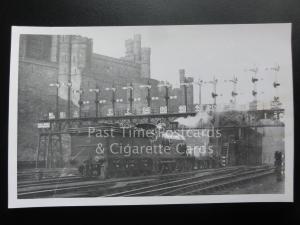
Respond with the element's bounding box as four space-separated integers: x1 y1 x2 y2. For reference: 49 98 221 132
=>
69 122 262 178
70 123 200 178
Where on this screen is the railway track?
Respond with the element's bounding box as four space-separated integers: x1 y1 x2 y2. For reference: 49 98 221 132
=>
17 168 79 182
103 166 242 196
182 169 274 195
18 166 244 198
18 176 87 188
17 166 272 198
106 166 274 196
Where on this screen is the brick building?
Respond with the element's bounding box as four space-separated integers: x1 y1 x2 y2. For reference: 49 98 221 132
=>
18 34 194 120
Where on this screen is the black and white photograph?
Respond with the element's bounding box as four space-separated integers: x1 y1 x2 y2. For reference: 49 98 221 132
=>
8 24 293 208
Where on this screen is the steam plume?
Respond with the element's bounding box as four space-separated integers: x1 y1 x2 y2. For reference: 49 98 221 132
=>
174 111 213 128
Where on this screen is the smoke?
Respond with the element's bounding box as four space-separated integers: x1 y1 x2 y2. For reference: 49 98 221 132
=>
174 111 213 128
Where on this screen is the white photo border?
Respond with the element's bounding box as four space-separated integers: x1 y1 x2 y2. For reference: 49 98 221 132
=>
8 24 294 208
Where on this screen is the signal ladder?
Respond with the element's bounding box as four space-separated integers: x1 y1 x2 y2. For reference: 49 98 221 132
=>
221 143 229 167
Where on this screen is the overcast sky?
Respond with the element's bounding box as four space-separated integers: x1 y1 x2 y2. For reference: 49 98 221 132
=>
22 24 293 107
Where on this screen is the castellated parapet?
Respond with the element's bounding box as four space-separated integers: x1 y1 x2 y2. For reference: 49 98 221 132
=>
179 69 186 83
133 34 142 62
125 38 134 61
123 34 151 78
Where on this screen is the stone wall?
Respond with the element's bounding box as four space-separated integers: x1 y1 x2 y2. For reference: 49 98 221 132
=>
18 58 58 161
91 53 141 80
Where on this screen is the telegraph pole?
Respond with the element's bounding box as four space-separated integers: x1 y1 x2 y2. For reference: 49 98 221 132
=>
57 36 62 167
112 85 116 116
105 84 117 116
270 64 280 95
56 80 59 118
195 79 203 106
76 89 84 118
227 76 238 106
180 78 193 111
246 67 264 111
250 68 259 102
49 81 60 118
209 76 218 105
89 86 100 117
146 80 151 107
139 80 152 107
129 83 133 113
268 64 281 113
67 35 73 119
98 99 107 117
95 87 99 117
122 83 134 114
49 80 61 167
184 80 188 108
252 82 258 101
165 86 169 113
158 81 171 113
